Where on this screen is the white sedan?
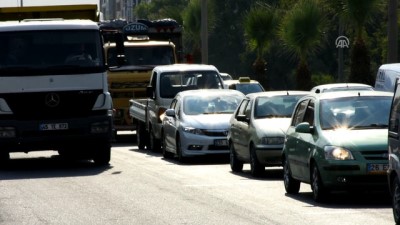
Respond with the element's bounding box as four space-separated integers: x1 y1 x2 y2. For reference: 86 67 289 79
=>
161 89 245 162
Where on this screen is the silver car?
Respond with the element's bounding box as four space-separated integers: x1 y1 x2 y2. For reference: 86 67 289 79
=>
228 91 309 177
161 89 245 162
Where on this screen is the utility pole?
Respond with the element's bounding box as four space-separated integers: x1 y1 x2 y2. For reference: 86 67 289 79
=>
20 0 23 7
388 0 398 63
201 0 208 64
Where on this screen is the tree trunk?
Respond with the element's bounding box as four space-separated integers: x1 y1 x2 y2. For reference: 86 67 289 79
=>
252 58 268 90
296 61 312 91
349 38 373 85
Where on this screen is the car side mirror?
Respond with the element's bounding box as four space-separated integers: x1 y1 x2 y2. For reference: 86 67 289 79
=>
165 109 175 117
236 114 249 123
295 122 312 133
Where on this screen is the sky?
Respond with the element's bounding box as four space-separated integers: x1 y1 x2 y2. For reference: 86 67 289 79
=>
0 0 99 7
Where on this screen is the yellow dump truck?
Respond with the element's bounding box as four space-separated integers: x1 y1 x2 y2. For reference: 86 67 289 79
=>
99 19 183 137
0 4 99 21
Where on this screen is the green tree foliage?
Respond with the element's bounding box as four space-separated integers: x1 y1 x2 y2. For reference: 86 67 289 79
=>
279 0 327 90
341 0 382 85
182 0 216 63
243 3 278 90
134 0 188 24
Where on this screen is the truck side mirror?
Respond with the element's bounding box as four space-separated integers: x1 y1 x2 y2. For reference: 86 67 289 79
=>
115 31 126 66
146 86 155 99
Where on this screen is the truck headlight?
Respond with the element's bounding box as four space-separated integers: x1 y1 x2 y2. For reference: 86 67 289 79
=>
0 127 16 138
324 146 354 160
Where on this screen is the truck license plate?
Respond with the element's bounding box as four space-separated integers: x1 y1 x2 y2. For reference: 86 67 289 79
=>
40 123 68 131
214 139 228 146
367 163 389 174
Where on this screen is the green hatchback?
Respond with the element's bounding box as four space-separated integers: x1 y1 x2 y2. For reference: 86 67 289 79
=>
282 91 393 202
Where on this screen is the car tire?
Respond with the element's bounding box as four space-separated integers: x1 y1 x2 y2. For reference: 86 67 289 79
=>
162 131 173 159
230 143 243 172
311 163 328 202
392 176 400 224
176 135 186 163
92 145 111 166
150 128 161 152
250 145 264 177
137 121 148 150
283 156 300 194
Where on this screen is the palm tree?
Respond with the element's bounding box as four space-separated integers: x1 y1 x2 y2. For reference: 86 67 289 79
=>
341 0 381 85
182 0 216 63
243 3 277 90
279 0 327 90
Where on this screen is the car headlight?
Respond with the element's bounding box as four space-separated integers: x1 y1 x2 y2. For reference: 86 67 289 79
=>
324 146 354 160
261 137 284 145
183 127 204 135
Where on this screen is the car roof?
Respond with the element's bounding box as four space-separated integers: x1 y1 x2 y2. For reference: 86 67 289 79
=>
153 64 219 73
223 78 260 85
245 90 310 99
176 89 245 98
310 83 373 93
304 90 393 101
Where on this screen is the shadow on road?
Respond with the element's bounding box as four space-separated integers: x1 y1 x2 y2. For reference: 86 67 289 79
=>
0 154 112 181
284 189 391 208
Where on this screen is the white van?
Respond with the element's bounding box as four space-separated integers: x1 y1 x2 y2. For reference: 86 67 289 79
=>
374 63 400 92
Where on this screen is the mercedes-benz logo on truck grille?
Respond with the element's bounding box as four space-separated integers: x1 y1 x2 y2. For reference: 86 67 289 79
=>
45 93 60 107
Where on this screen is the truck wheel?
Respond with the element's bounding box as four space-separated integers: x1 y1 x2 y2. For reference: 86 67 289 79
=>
93 145 111 166
150 130 161 152
0 151 10 167
137 122 148 150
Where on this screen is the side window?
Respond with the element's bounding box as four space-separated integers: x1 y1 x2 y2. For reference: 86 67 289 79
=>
292 99 309 126
389 86 400 133
303 100 315 126
236 99 249 117
244 100 253 119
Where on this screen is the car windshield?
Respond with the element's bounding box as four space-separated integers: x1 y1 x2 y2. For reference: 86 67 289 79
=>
254 95 304 118
234 83 264 95
183 94 242 115
320 96 392 130
322 86 373 92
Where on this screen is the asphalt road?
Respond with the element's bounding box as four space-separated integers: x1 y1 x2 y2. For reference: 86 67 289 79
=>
0 133 394 225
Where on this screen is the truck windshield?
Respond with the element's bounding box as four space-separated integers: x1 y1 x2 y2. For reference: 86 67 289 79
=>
0 30 104 75
160 71 223 98
107 46 175 67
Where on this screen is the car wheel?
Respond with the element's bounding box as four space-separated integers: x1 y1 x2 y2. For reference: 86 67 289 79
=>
283 156 300 194
176 135 186 163
149 128 161 152
311 163 328 202
230 143 243 172
92 145 111 166
250 145 264 177
392 176 400 224
162 131 173 159
137 121 148 150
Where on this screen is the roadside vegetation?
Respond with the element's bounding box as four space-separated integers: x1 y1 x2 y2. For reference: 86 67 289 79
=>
134 0 389 90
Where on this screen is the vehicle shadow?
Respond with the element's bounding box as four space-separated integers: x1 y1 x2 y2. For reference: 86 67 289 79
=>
285 189 391 208
229 168 284 181
0 155 112 180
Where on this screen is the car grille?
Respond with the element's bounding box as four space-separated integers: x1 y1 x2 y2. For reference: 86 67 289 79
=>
359 150 388 160
202 130 227 137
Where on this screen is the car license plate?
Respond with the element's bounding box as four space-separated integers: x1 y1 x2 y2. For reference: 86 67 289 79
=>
214 139 228 146
40 123 68 131
367 163 389 174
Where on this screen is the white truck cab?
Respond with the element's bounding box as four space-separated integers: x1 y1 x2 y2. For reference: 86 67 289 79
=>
0 19 113 165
